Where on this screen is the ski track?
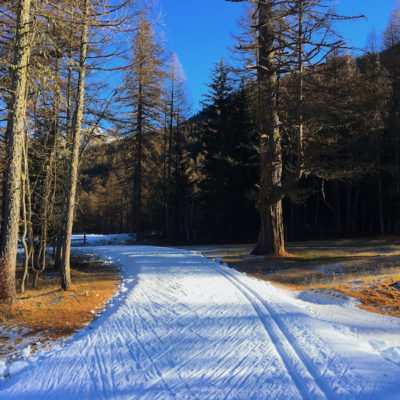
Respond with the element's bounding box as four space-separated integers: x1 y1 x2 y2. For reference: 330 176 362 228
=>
1 245 400 400
208 263 330 400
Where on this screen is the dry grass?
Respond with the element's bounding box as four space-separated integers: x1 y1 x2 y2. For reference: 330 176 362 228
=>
0 255 120 359
337 274 400 317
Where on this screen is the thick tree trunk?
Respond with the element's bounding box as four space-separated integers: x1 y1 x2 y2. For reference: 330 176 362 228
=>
0 0 32 303
59 0 89 290
252 0 285 256
253 201 285 255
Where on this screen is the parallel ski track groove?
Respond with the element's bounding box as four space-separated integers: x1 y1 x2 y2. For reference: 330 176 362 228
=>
209 262 336 400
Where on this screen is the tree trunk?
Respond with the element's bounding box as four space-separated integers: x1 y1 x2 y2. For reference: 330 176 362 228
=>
335 181 341 236
252 0 285 256
346 183 352 236
165 77 174 241
0 0 32 304
297 0 304 176
135 97 143 242
377 170 385 235
59 0 89 290
20 135 32 293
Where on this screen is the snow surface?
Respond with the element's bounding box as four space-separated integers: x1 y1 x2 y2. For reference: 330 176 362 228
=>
71 233 135 246
1 245 400 399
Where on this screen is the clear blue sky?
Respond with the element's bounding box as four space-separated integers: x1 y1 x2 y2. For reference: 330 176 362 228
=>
160 0 398 112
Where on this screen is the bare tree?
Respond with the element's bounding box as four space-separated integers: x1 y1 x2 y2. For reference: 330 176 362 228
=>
58 0 90 290
118 9 164 241
0 0 32 303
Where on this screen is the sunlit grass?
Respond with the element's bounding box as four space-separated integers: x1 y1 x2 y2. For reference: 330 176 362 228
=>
0 256 120 359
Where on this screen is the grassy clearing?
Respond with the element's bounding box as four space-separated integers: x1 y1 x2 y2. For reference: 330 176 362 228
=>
0 254 120 360
189 238 400 318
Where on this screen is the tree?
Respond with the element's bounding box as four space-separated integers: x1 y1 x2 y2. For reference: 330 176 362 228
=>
0 0 32 303
118 10 164 241
58 0 90 289
383 2 400 49
163 52 191 241
227 0 360 254
227 0 287 254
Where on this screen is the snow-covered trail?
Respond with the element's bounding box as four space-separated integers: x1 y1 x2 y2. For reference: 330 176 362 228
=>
1 246 400 399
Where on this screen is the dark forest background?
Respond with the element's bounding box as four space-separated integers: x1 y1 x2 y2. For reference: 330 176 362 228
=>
74 41 400 244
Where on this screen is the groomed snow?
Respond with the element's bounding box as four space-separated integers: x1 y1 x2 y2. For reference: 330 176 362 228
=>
1 245 400 399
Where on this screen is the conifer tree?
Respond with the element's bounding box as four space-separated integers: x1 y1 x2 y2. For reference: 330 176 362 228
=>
163 52 190 241
119 10 164 241
0 0 32 303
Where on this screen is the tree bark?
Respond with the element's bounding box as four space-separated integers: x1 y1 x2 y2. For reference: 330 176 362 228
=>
0 0 32 303
252 0 285 256
59 0 89 290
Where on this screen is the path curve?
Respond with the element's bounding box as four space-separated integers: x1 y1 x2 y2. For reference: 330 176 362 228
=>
1 246 400 400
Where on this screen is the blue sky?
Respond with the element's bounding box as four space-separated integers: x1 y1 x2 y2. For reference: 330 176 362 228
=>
160 0 398 111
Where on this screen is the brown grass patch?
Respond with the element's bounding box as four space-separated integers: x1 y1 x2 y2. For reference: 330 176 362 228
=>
337 274 400 318
0 254 120 360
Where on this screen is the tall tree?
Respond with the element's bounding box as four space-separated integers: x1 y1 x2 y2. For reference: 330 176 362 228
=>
228 0 359 254
163 52 190 241
58 0 90 289
119 10 164 241
383 2 400 49
0 0 32 303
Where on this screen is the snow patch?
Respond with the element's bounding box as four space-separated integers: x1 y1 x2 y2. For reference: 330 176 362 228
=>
382 347 400 365
21 346 31 358
297 289 355 306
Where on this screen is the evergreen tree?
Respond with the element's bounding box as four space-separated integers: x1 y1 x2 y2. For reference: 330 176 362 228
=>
200 60 258 241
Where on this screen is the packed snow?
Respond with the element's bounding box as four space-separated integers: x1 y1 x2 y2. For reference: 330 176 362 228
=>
1 245 400 399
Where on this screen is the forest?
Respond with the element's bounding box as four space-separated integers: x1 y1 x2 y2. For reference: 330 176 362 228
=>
0 0 399 305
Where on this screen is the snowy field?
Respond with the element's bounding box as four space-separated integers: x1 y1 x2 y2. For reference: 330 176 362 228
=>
1 245 400 399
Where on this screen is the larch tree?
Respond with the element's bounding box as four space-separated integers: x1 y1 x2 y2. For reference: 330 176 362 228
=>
227 0 288 255
119 10 164 242
57 0 90 290
57 0 135 289
227 0 359 255
163 52 190 241
383 2 400 49
0 0 32 303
